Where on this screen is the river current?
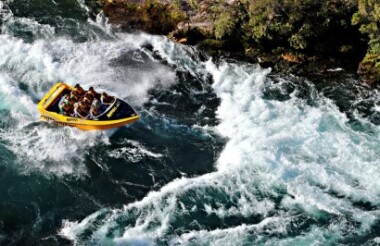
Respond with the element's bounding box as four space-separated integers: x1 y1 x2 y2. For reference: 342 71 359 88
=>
0 0 379 245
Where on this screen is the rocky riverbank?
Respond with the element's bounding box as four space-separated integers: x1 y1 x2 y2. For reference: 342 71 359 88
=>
94 0 380 85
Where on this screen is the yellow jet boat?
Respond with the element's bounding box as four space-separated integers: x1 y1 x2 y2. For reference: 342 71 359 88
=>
37 83 139 130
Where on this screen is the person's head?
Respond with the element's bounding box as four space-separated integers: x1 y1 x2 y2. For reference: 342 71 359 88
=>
76 84 84 91
89 86 94 92
64 94 70 100
101 92 108 97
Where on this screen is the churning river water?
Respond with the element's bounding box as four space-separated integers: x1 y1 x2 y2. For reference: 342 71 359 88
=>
0 0 379 245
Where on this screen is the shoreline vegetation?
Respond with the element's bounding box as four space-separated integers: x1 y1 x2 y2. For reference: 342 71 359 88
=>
91 0 380 85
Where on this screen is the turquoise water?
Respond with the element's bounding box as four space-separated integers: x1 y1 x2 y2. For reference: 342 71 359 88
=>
0 0 379 245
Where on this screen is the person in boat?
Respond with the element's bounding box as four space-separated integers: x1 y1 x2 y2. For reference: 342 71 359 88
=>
59 95 74 116
74 101 90 119
73 84 85 98
63 94 74 107
70 89 80 102
90 99 101 119
91 98 101 110
58 102 69 115
100 92 115 105
87 87 100 100
83 93 93 106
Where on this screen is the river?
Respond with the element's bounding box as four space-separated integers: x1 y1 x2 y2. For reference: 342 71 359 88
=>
0 0 379 245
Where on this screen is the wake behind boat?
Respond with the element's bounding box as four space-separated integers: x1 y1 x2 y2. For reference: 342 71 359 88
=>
37 83 139 130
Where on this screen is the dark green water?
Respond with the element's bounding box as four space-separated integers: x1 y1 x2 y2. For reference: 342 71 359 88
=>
0 0 379 245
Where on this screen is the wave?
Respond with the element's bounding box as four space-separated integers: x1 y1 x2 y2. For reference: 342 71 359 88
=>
107 139 164 163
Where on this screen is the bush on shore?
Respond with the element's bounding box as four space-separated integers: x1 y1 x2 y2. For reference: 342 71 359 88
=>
352 0 380 84
98 0 380 84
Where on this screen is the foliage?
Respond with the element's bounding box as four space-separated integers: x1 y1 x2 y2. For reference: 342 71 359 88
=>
239 0 358 52
352 0 380 82
101 0 186 34
99 0 380 83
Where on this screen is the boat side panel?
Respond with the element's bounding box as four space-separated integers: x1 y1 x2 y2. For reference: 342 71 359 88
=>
75 117 139 130
97 99 137 121
40 112 139 130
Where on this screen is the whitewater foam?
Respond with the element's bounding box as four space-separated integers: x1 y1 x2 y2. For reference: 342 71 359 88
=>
1 3 378 242
61 56 380 244
108 139 163 163
0 33 179 176
0 0 379 243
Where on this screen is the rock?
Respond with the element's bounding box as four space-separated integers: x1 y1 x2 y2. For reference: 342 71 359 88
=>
281 53 304 64
177 38 188 44
100 0 186 34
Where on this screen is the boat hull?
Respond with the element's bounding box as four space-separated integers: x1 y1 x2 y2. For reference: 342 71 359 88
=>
40 115 139 130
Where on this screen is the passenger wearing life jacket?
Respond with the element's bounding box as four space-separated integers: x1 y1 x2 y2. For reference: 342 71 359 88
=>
92 98 100 109
59 102 70 115
59 94 74 116
88 87 100 100
90 108 99 119
73 84 85 98
70 89 80 102
83 93 93 106
63 94 74 107
74 101 90 119
89 99 101 119
100 92 115 105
